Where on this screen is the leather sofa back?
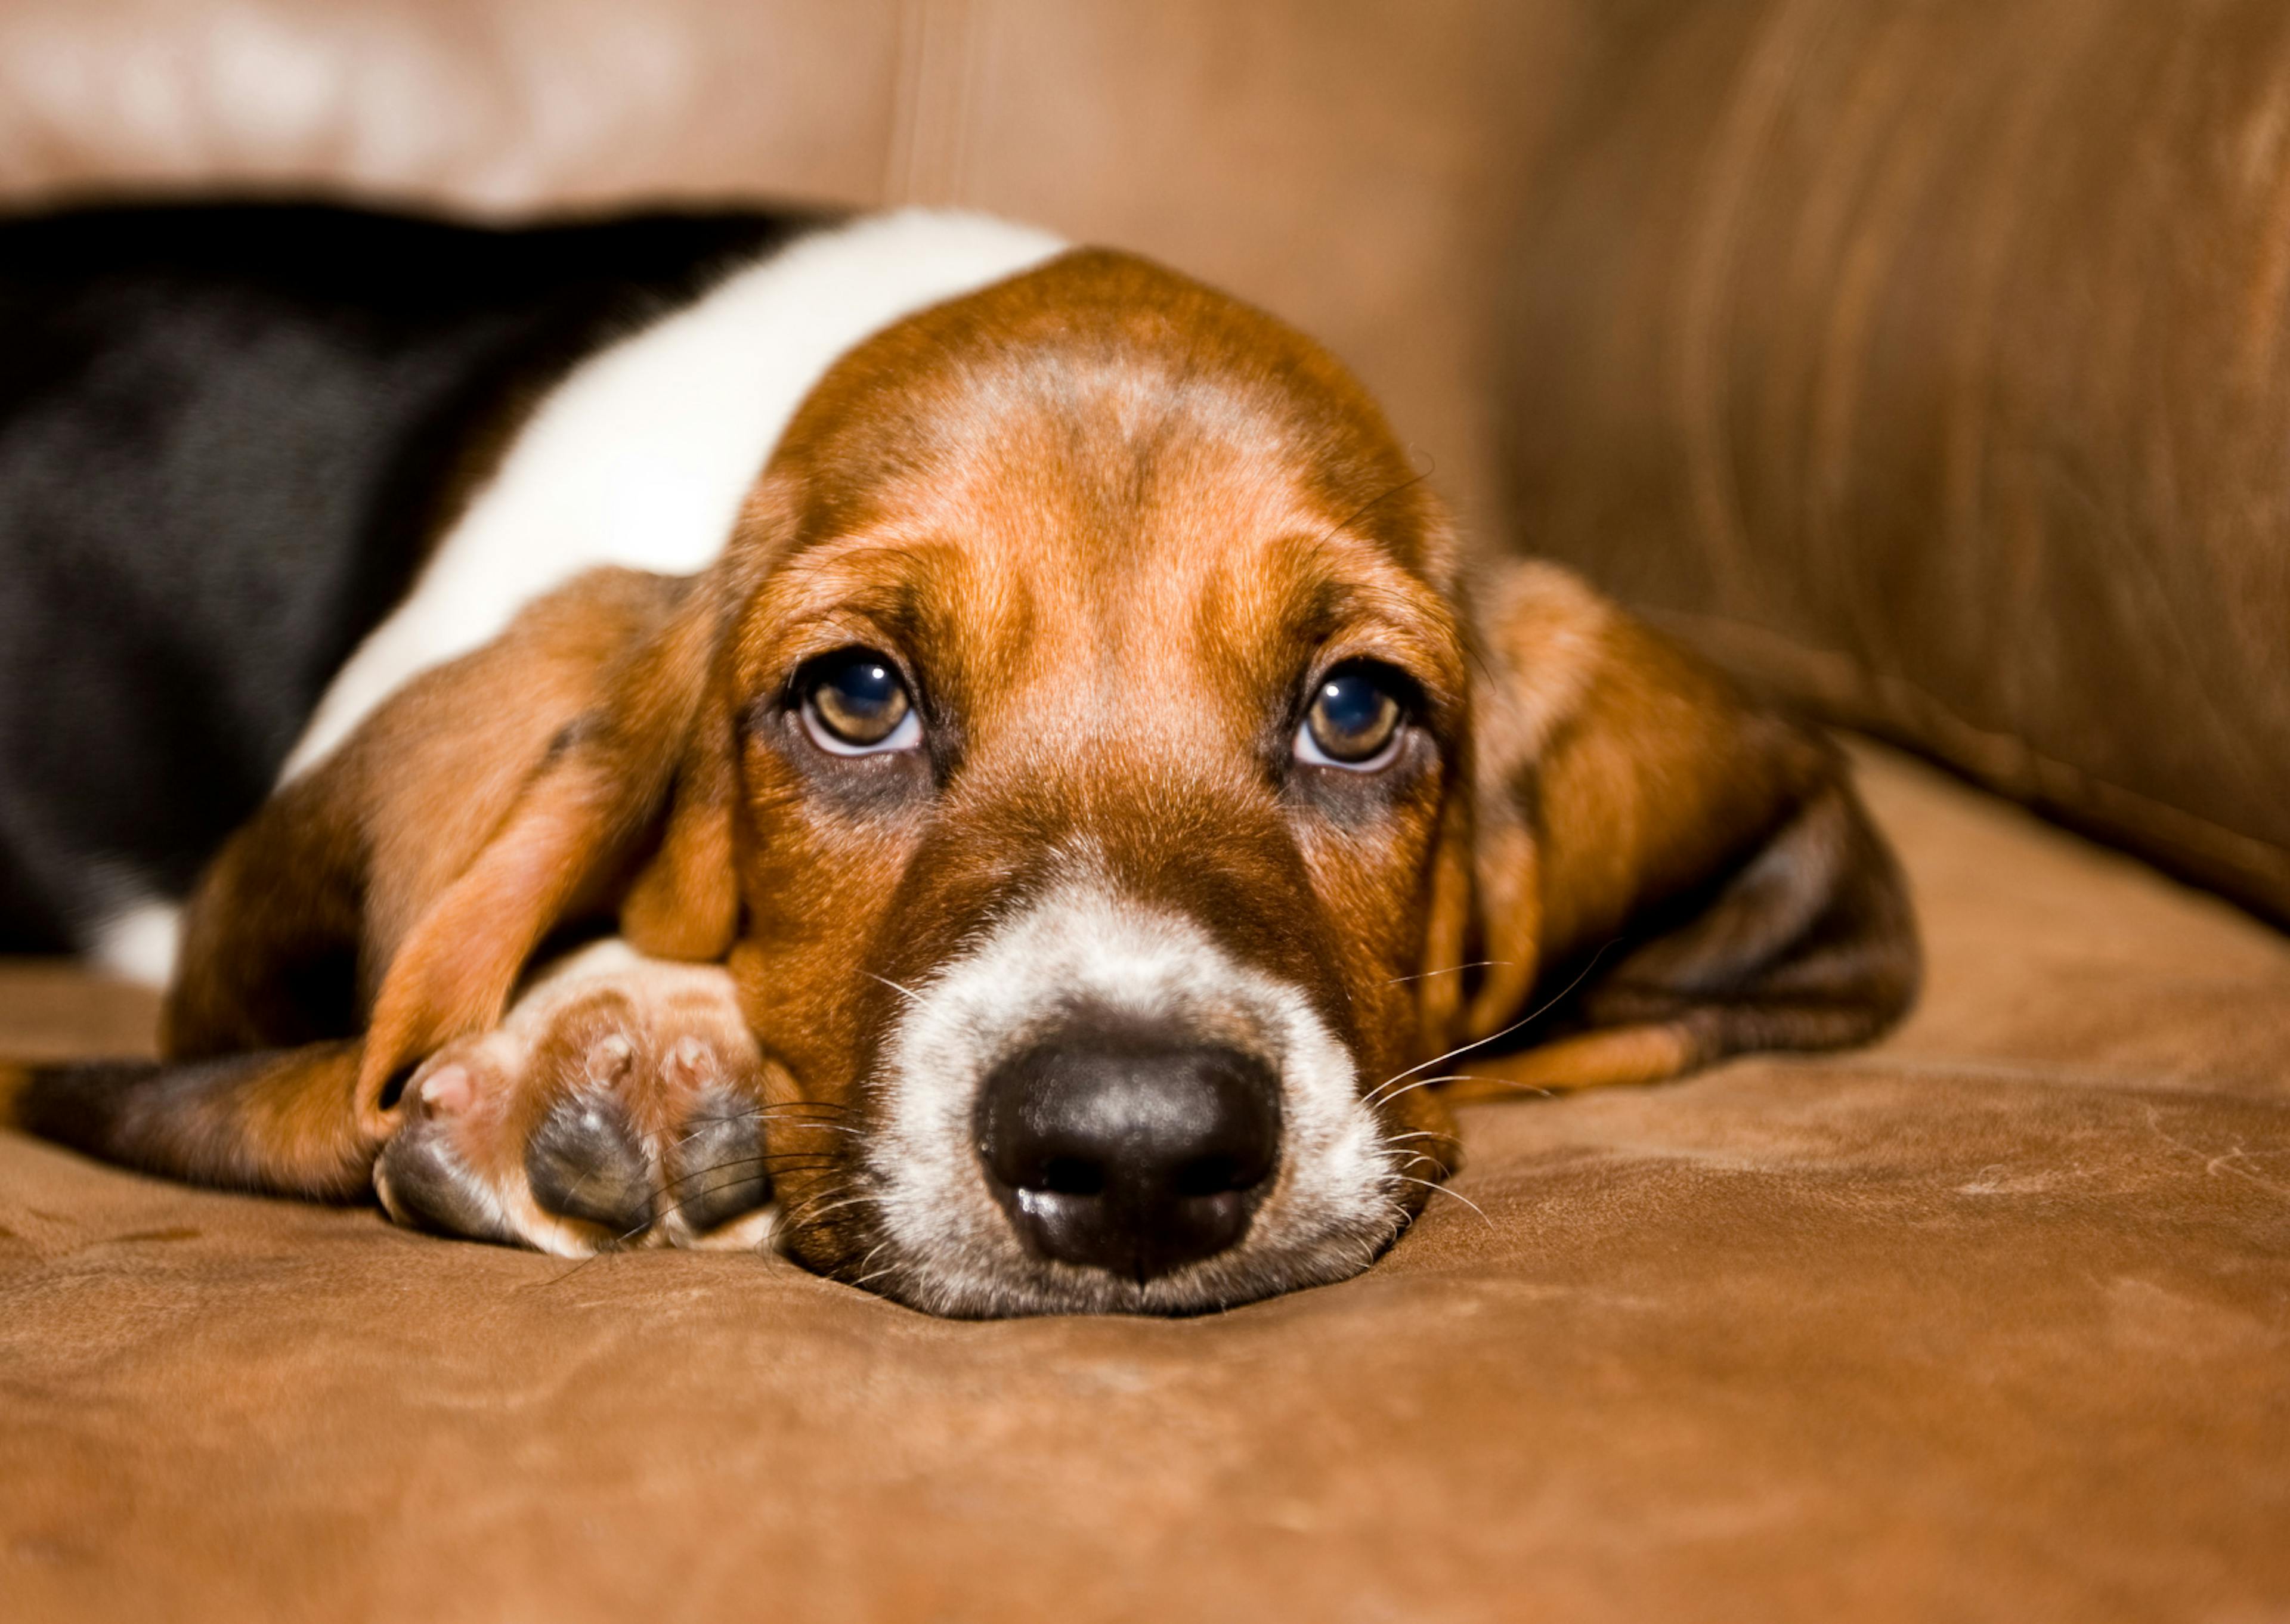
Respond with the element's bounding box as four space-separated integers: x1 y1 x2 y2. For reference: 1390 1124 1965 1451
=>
1498 0 2290 925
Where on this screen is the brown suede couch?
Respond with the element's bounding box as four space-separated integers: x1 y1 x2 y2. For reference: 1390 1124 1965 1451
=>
3 5 2286 1620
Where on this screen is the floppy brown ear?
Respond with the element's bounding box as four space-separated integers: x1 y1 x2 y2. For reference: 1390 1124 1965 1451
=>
348 562 751 1104
17 565 741 1196
1448 559 1918 1099
616 668 741 963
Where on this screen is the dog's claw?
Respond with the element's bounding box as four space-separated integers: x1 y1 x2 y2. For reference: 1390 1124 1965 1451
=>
669 1036 714 1084
416 1062 475 1115
583 1034 635 1086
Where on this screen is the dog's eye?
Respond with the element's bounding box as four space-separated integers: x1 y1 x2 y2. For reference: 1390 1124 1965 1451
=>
800 649 921 754
1295 664 1406 770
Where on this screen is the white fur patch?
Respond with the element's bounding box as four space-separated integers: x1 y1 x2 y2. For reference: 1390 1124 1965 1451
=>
279 208 1066 780
86 897 183 986
865 881 1401 1315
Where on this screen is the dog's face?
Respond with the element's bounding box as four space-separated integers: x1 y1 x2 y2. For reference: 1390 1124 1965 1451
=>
709 253 1472 1313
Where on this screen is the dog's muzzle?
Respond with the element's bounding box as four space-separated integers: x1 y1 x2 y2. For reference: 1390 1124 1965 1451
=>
976 1024 1282 1282
862 880 1400 1315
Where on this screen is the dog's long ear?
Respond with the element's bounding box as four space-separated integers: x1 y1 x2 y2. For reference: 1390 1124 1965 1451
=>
346 567 741 1108
17 565 743 1195
1448 560 1918 1099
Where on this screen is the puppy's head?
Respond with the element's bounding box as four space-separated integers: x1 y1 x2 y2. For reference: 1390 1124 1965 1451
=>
633 252 1914 1315
671 253 1466 1313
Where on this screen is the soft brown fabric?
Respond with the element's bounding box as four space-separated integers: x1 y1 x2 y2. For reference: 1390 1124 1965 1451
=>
0 0 1574 550
1497 0 2290 929
5 744 2285 1622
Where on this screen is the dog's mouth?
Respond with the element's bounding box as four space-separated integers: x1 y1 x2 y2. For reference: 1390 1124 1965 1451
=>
775 881 1413 1318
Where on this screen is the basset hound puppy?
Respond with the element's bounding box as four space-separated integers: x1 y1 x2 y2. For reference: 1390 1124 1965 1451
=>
4 203 1917 1316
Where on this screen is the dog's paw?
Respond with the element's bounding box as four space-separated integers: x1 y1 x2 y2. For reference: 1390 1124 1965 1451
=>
373 942 778 1256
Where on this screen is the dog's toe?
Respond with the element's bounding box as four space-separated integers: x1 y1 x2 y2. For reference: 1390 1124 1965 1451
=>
525 1085 655 1238
375 1022 647 1258
375 1061 522 1246
663 1083 772 1236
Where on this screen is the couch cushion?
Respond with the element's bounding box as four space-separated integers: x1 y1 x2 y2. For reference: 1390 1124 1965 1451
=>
4 744 2286 1622
1499 0 2290 929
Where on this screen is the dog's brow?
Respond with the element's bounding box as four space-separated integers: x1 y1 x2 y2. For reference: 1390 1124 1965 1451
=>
1234 538 1465 698
770 543 965 647
1276 572 1357 649
1311 465 1435 554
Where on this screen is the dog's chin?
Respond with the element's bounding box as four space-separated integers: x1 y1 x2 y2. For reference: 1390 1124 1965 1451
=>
794 1207 1415 1319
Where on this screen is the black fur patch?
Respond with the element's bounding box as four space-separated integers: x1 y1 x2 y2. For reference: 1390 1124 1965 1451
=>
0 200 815 950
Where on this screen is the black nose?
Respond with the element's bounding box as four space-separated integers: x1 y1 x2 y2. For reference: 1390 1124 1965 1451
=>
975 1032 1282 1283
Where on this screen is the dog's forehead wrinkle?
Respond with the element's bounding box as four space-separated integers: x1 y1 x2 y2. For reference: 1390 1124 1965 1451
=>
782 455 1443 745
861 368 1336 544
964 327 1311 460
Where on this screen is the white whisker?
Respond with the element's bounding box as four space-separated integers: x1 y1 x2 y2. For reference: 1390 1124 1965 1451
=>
1364 943 1613 1107
787 1191 876 1231
1379 959 1515 987
1391 1173 1491 1228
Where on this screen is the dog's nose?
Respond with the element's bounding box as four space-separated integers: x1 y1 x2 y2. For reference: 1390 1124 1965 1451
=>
976 1035 1281 1283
